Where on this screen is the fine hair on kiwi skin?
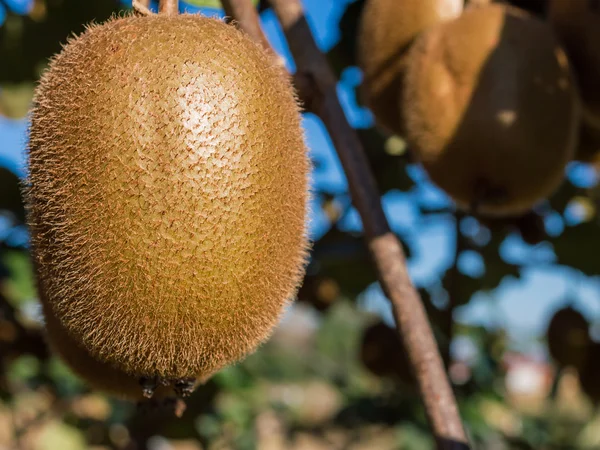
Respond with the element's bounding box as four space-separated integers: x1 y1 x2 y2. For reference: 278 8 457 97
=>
402 3 580 217
357 0 463 136
39 286 193 402
26 12 310 393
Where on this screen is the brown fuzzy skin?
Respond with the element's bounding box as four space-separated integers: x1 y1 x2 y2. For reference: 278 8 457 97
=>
357 0 463 135
548 0 600 130
40 291 178 401
26 14 309 380
402 4 579 216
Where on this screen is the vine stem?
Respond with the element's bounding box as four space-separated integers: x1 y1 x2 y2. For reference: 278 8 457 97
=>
219 0 471 448
158 0 178 15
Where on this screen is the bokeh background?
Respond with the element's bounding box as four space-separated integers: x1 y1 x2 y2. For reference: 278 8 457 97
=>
2 0 600 448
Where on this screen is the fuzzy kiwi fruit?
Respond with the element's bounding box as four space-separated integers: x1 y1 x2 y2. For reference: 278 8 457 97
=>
548 0 600 130
40 288 179 401
402 4 579 216
546 305 591 370
26 14 309 390
357 0 463 136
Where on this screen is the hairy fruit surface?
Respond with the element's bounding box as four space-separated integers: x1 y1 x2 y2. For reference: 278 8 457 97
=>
27 14 309 382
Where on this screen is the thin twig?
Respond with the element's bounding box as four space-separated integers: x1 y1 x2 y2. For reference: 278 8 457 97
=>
132 0 154 16
221 0 470 447
221 0 286 69
158 0 178 15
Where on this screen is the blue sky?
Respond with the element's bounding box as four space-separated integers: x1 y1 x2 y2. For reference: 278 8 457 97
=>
2 0 599 350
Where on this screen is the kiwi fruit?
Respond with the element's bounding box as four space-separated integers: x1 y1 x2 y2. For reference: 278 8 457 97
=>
0 167 25 223
546 306 590 370
296 274 340 312
402 4 579 216
39 286 178 401
359 320 414 386
26 14 309 392
548 0 600 130
579 342 600 404
357 0 463 136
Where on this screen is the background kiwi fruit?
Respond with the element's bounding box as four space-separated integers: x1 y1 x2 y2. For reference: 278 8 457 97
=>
548 0 600 164
548 0 600 129
26 13 309 392
402 4 579 216
360 320 415 387
578 342 600 404
357 0 463 136
546 305 590 370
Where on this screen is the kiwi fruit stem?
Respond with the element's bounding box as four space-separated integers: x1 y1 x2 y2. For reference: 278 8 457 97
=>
28 14 309 382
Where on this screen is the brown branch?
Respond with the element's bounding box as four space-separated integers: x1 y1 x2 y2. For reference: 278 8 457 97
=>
221 0 286 69
158 0 178 15
132 0 154 16
221 0 271 53
221 0 470 447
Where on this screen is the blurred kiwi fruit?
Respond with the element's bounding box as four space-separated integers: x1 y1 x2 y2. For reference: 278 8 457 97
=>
548 0 600 163
297 275 341 312
360 320 414 386
548 0 600 130
579 342 600 404
546 305 590 370
403 4 579 216
357 0 463 135
26 14 309 396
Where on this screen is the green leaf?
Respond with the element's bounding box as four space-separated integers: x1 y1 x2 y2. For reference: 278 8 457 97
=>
184 0 259 8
